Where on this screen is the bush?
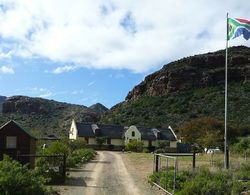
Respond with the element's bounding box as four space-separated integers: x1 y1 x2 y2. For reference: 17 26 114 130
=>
0 155 46 195
231 137 250 155
36 141 70 183
67 149 96 168
68 139 87 151
125 140 144 152
149 166 250 194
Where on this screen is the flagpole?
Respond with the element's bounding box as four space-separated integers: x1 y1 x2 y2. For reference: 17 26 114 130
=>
224 12 229 169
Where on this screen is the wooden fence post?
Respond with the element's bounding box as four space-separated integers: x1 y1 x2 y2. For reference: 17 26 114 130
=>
193 152 196 170
62 154 66 181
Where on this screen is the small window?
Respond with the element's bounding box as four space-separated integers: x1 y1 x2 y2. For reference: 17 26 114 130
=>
107 138 111 145
6 136 17 149
132 131 135 137
85 137 89 144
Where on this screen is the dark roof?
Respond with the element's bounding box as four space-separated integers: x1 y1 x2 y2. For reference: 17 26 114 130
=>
137 126 177 141
137 127 157 140
76 123 95 137
75 122 177 141
76 123 124 139
0 120 37 139
158 128 177 141
97 124 124 139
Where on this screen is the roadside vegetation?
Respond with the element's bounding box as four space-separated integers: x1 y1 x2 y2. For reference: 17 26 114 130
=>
0 138 96 194
36 139 96 183
0 155 48 195
149 163 250 194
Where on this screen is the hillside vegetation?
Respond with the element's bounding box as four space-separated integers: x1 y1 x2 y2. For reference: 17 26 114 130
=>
101 46 250 135
0 96 99 137
101 82 250 132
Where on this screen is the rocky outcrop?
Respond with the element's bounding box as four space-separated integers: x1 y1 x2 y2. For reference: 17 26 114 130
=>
0 96 6 112
0 95 99 135
89 103 109 115
3 96 50 114
126 46 250 100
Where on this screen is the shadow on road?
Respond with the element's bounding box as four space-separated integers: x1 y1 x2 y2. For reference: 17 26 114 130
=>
69 168 93 173
89 160 111 164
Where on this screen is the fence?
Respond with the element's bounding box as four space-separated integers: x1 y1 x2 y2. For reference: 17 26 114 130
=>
153 153 195 194
18 154 66 183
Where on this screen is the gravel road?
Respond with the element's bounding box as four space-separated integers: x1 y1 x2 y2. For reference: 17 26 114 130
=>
56 151 158 195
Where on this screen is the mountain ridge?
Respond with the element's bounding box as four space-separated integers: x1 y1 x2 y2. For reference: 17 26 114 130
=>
126 46 250 101
0 95 99 136
101 46 250 132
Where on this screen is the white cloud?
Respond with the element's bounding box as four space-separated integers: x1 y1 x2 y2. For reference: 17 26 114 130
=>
0 65 15 74
87 81 95 86
52 65 79 74
0 0 249 73
25 87 54 98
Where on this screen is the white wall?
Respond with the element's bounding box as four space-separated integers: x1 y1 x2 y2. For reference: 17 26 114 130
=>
69 119 77 140
111 139 124 146
124 126 141 144
89 138 96 145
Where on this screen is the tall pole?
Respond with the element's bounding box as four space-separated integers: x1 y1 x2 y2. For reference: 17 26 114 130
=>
224 13 229 169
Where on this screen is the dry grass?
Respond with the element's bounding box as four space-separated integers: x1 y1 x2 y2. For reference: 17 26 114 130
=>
124 152 249 172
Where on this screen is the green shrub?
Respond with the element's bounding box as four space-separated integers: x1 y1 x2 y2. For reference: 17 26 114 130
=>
67 149 96 168
0 155 46 195
68 139 87 151
36 141 70 183
125 140 144 152
142 148 150 153
149 165 250 194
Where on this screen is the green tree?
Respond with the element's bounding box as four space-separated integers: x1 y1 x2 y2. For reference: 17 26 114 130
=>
95 137 107 149
0 155 46 195
125 140 144 152
179 117 238 149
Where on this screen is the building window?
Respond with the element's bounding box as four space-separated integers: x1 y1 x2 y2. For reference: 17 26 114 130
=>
132 131 135 137
6 136 17 149
107 138 111 145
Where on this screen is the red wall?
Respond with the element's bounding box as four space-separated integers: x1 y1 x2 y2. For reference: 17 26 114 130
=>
0 122 36 166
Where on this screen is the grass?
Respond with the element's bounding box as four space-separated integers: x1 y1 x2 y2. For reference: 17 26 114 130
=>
125 152 249 172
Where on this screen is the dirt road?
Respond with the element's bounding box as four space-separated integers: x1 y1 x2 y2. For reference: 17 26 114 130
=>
56 151 159 195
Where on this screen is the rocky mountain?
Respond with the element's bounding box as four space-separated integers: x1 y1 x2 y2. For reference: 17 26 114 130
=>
126 46 250 100
101 46 250 132
0 96 6 112
89 103 109 115
0 96 99 136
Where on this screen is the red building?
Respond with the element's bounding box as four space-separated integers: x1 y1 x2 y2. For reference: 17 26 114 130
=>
0 120 36 167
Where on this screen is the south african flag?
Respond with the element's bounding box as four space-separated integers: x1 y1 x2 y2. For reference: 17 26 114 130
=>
228 18 250 40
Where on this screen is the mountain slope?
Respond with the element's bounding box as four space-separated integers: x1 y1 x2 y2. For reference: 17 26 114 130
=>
101 46 250 131
89 103 109 114
0 96 99 136
0 96 6 112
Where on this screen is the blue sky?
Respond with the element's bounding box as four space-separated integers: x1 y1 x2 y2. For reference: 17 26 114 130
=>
0 0 249 108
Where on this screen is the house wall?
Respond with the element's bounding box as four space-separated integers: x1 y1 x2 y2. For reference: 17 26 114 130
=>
142 140 150 147
0 122 35 167
170 141 177 148
88 138 96 145
152 140 177 148
69 119 77 140
124 126 141 144
110 139 124 146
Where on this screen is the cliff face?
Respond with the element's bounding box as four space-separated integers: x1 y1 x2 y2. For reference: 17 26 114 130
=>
101 46 250 129
3 96 50 114
126 46 250 100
